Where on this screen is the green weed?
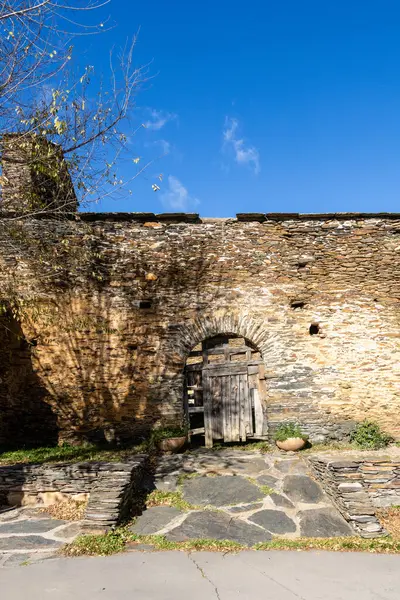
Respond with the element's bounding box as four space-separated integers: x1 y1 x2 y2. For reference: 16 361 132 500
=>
0 442 149 466
145 489 197 511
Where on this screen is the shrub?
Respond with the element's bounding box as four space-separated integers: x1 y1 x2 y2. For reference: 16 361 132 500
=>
274 422 308 442
350 420 393 450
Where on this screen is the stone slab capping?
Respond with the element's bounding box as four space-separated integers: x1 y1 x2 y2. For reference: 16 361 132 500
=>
0 455 148 533
76 210 400 223
77 211 400 223
309 455 400 538
2 210 399 222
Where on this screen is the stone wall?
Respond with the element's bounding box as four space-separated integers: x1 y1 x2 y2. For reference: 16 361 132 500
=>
309 452 400 538
0 134 77 215
0 212 400 445
0 455 147 531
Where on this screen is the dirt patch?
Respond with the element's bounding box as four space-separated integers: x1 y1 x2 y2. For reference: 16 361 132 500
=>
377 507 400 539
41 499 87 521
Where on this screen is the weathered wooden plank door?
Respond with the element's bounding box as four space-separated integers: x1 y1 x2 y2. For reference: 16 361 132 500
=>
203 364 253 447
185 334 268 448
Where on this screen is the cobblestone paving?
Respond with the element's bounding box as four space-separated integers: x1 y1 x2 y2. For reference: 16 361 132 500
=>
0 506 81 568
130 450 353 546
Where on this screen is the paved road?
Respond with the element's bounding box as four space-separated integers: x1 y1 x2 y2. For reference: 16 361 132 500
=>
1 550 400 599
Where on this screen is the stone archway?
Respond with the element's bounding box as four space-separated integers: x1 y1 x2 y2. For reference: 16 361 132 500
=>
184 333 268 447
173 310 282 364
169 311 286 447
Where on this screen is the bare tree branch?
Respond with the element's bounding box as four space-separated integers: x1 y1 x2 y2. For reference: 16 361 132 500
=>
0 2 159 214
0 1 52 21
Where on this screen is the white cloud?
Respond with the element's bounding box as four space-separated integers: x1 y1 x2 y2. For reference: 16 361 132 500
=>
155 139 171 154
144 139 172 157
144 109 177 131
161 176 200 211
144 139 171 155
222 117 260 174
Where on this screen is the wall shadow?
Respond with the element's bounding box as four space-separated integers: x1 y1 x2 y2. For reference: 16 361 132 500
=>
0 310 58 448
0 217 229 449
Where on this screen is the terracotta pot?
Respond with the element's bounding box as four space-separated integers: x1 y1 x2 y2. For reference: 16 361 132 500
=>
276 437 306 452
157 436 187 453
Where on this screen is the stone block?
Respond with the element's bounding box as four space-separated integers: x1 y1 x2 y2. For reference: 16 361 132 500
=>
166 511 272 546
338 483 363 492
130 506 182 535
299 508 353 538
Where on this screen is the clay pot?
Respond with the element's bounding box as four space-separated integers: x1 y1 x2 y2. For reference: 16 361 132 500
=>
276 437 306 452
157 436 187 453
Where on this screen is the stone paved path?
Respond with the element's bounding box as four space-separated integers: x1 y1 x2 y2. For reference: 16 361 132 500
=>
131 449 353 546
0 505 81 568
0 449 355 567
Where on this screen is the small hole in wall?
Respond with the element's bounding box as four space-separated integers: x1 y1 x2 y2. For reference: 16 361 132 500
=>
139 300 152 309
291 300 306 309
309 323 320 335
297 262 307 269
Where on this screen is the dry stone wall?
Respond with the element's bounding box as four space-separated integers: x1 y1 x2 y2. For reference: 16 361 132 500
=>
0 212 399 446
309 452 400 537
0 456 147 532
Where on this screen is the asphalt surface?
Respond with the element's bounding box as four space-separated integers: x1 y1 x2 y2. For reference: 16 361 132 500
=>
1 550 400 599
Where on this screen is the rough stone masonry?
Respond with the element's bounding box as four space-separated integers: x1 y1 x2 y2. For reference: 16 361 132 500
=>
0 143 399 447
0 210 399 447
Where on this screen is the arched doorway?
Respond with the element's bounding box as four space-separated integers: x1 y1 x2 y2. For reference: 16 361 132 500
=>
184 334 268 447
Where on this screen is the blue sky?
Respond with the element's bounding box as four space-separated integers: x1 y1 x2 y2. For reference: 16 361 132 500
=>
75 1 400 216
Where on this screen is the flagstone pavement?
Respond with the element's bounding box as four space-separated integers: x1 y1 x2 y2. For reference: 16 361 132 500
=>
130 450 352 546
0 449 354 568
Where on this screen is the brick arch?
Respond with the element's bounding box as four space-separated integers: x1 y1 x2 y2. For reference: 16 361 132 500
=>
173 310 282 368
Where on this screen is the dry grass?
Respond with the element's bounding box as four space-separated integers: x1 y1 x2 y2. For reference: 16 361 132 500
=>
62 530 400 557
63 530 130 556
41 498 87 521
377 507 400 540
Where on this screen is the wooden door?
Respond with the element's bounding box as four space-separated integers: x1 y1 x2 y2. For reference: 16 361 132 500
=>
203 364 248 446
185 335 268 448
